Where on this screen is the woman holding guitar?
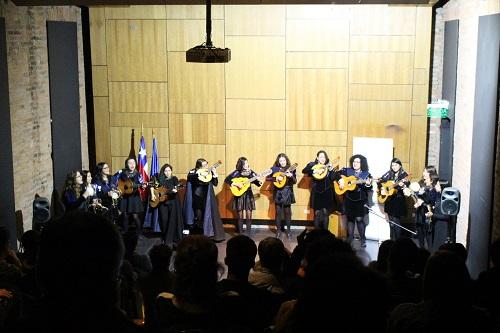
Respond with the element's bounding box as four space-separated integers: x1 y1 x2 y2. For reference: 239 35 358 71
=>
405 166 439 250
225 157 263 235
93 162 119 222
302 150 340 231
269 153 297 239
186 158 224 241
151 164 183 245
338 154 372 248
117 158 145 233
378 158 410 241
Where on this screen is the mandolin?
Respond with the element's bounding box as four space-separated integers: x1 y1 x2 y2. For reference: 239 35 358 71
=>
272 163 298 189
150 183 184 208
311 156 340 180
377 173 412 203
230 169 272 197
197 160 223 183
334 175 374 195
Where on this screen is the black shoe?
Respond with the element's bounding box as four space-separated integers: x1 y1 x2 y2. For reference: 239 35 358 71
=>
360 240 367 248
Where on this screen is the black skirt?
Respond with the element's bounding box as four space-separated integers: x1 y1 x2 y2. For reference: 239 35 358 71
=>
119 193 143 214
274 186 296 206
344 198 367 219
232 190 256 211
384 193 407 217
311 187 336 211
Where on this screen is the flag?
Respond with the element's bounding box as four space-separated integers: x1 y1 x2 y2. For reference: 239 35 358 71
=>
150 136 159 180
128 129 136 160
137 135 149 201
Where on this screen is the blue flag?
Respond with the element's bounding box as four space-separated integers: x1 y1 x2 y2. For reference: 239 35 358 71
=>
150 136 159 179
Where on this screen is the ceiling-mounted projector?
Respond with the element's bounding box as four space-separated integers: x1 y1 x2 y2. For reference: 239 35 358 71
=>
186 0 230 63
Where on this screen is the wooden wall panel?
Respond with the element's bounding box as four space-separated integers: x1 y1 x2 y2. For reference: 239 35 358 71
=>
225 36 285 99
167 19 225 52
286 131 347 147
349 84 413 101
110 113 168 128
226 130 285 173
225 5 285 36
93 97 111 167
105 5 167 19
169 113 225 144
351 6 416 36
412 84 429 116
226 99 285 131
286 19 349 51
414 6 432 69
109 82 168 114
168 52 225 114
286 5 352 20
348 101 412 162
110 127 169 158
414 68 429 85
409 115 427 176
349 52 414 84
350 35 415 52
92 66 108 96
286 52 348 69
89 7 106 65
287 69 348 130
106 20 167 81
166 5 224 20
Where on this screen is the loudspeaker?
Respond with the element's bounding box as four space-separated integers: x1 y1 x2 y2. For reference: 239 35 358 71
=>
440 187 460 216
33 196 50 230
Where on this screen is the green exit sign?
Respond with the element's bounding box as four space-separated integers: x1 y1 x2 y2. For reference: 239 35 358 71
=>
427 100 449 118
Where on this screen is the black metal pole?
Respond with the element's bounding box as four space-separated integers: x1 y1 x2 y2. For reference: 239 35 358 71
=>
206 0 213 47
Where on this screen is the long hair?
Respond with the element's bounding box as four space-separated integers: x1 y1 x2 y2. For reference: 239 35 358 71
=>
124 158 138 175
315 150 330 164
236 157 248 172
63 171 82 197
350 154 369 172
95 162 108 183
423 165 439 186
158 163 173 183
81 170 92 185
195 158 207 170
274 153 291 168
388 158 404 178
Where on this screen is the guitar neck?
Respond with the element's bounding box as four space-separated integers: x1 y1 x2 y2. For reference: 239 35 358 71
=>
210 161 222 169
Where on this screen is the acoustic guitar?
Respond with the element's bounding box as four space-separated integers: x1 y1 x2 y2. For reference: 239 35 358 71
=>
150 184 184 208
117 178 154 196
272 163 298 189
197 160 223 183
311 156 340 180
334 175 374 195
230 169 272 197
377 173 412 203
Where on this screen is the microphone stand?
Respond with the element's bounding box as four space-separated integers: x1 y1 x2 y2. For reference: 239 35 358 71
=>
363 204 416 235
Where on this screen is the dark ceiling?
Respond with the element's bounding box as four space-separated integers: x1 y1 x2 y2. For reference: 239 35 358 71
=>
11 0 438 6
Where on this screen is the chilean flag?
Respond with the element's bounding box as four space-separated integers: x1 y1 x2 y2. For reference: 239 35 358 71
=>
137 135 149 201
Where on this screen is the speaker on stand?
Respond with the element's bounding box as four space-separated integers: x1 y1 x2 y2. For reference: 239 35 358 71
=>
33 195 50 232
440 187 460 243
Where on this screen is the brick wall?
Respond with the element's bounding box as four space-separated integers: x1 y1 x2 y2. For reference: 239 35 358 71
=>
0 1 87 233
431 0 499 245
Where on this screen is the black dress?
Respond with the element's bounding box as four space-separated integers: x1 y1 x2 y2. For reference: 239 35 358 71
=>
157 176 183 245
340 168 372 219
302 162 339 211
379 170 409 218
117 170 144 214
270 166 296 206
187 169 219 211
224 170 262 211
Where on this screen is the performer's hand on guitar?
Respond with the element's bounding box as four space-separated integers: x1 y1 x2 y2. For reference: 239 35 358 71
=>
435 182 442 193
151 193 157 202
327 163 334 171
141 183 148 189
365 178 372 186
403 187 412 197
338 178 345 190
276 175 284 182
232 182 243 189
380 188 387 196
398 181 405 187
425 211 433 218
211 167 218 177
172 187 178 193
414 198 424 208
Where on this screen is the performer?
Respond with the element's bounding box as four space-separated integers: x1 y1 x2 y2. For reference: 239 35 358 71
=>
62 170 94 212
225 157 263 235
151 164 183 245
338 154 373 248
269 153 296 239
117 158 145 233
93 162 119 221
302 150 340 230
378 158 410 240
405 166 439 250
185 158 224 241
